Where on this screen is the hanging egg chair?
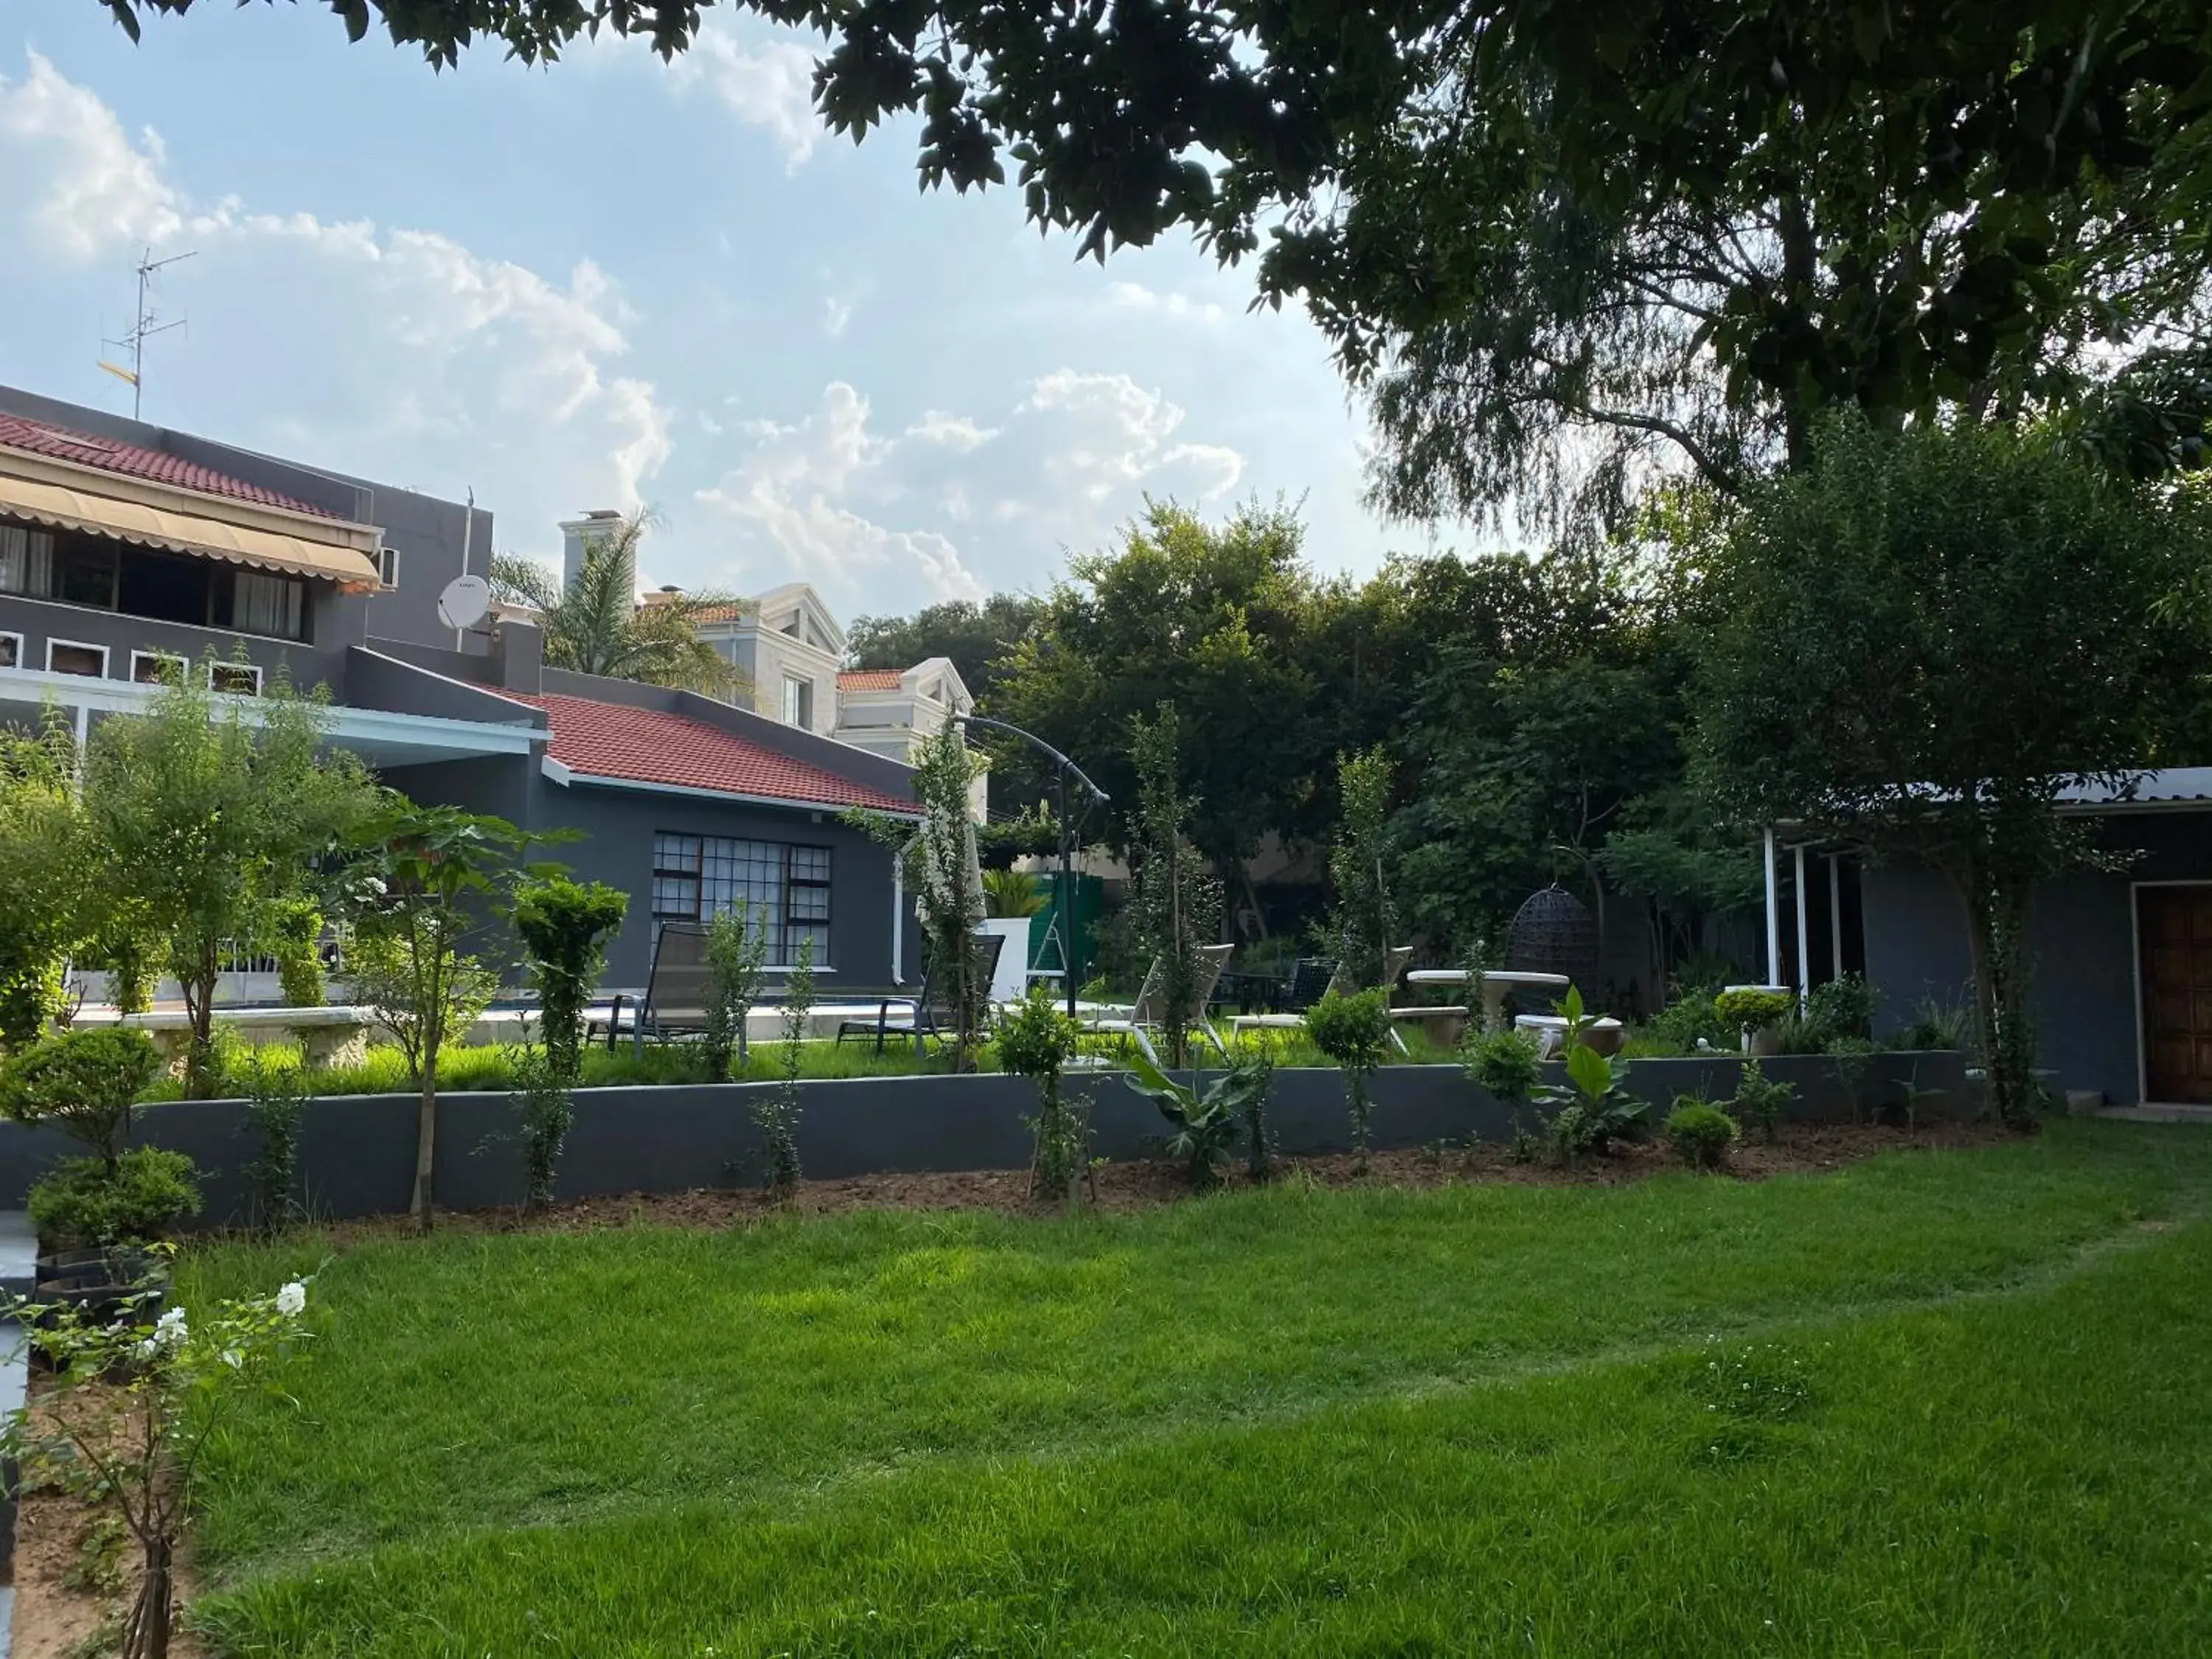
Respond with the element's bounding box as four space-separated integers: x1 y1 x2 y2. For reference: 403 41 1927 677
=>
1506 883 1598 995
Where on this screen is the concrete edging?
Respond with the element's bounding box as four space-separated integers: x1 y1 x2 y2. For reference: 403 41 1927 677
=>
0 1051 1969 1228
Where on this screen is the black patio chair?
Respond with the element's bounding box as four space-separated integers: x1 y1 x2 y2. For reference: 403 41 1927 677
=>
835 931 1006 1054
630 921 714 1053
1223 956 1341 1039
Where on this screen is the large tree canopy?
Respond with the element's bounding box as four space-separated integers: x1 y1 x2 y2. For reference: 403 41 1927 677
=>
113 0 2212 535
846 594 1046 707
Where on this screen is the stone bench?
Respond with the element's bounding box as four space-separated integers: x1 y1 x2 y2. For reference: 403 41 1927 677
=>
77 1006 378 1071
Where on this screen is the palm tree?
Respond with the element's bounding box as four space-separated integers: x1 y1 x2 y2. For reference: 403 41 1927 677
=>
489 509 748 698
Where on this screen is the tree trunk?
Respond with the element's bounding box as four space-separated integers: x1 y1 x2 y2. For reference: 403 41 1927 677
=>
128 1531 173 1659
412 1001 442 1231
183 939 220 1100
1957 863 2039 1129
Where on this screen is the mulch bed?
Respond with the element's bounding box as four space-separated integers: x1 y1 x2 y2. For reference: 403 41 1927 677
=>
320 1119 2016 1242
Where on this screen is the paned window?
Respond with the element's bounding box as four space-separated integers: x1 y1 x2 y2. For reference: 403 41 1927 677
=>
650 832 832 964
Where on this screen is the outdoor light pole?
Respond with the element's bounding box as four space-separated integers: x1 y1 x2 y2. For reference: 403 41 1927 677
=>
955 714 1108 1020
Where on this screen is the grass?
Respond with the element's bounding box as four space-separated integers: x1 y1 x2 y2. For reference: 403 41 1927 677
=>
139 1025 1426 1102
172 1119 2212 1655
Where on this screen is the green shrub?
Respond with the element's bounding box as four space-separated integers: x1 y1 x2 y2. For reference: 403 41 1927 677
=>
1770 973 1877 1054
28 1147 202 1248
1665 1099 1739 1169
1896 995 1975 1052
997 987 1086 1199
510 1046 574 1211
702 902 768 1083
1304 988 1395 1166
242 1058 308 1234
1641 991 1732 1052
1714 987 1792 1034
1464 1026 1543 1108
0 1028 162 1164
1804 973 1873 1043
512 875 630 1085
1730 1057 1796 1143
268 897 328 1008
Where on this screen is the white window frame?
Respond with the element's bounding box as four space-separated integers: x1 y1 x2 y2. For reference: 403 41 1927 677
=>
0 631 21 672
45 638 110 678
377 546 401 591
129 649 187 686
782 673 813 729
208 660 265 697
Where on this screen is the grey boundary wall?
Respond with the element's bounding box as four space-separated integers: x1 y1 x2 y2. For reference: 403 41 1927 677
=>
0 1052 1969 1229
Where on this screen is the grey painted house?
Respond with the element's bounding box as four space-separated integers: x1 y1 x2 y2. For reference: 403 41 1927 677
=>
0 385 925 998
1762 775 2212 1109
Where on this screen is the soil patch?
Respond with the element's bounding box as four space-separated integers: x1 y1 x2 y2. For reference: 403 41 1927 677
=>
10 1385 208 1659
313 1118 2015 1242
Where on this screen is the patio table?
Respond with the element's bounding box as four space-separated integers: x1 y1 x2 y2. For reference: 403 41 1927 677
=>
1403 968 1572 1033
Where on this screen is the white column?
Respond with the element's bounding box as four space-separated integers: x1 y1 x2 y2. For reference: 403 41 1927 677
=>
1829 853 1845 984
1762 827 1781 987
891 861 905 986
1793 842 1811 1009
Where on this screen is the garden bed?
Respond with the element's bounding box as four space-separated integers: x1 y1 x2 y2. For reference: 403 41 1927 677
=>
319 1116 2019 1234
0 1051 1975 1229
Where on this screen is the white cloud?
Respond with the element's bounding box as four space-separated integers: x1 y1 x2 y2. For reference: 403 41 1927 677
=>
696 373 1250 602
679 24 822 170
697 383 982 600
1019 368 1244 501
822 296 852 337
0 52 181 258
1161 442 1246 497
0 55 675 536
1104 279 1225 325
905 410 997 452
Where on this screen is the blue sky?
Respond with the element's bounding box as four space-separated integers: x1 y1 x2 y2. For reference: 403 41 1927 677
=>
0 6 1450 613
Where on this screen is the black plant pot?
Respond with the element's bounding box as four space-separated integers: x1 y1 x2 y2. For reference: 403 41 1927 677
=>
29 1245 170 1337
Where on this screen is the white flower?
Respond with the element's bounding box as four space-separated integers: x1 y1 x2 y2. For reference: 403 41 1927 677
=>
275 1281 307 1318
153 1307 188 1349
136 1336 159 1360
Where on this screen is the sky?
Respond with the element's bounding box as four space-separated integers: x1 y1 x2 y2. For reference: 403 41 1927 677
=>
0 4 1448 614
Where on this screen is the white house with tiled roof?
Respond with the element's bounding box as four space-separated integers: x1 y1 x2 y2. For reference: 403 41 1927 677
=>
627 551 977 768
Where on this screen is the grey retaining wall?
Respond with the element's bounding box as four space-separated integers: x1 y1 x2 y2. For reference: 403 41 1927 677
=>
0 1052 1969 1229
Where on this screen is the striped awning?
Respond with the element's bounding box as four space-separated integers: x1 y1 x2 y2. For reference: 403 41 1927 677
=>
0 471 382 591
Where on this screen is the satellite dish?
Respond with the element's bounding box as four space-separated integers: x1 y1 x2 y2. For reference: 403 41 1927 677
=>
436 573 492 632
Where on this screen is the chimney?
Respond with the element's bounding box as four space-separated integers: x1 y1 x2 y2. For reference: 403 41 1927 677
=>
490 617 543 695
558 508 625 588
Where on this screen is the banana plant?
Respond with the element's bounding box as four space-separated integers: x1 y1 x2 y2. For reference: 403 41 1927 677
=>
1123 1034 1273 1188
1538 984 1647 1159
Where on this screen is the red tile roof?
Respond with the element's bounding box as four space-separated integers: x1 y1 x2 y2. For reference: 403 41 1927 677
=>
512 693 916 814
637 591 746 624
837 669 903 691
0 412 342 519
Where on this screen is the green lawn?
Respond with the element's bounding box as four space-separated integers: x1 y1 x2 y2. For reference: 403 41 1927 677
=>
145 1026 1394 1102
181 1119 2212 1655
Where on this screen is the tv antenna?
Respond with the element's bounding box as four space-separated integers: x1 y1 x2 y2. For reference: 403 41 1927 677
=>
97 246 198 420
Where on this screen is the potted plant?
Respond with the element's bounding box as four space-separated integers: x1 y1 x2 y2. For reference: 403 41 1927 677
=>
981 868 1046 1007
0 1029 202 1315
1714 986 1795 1057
